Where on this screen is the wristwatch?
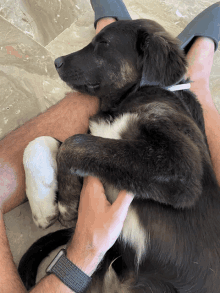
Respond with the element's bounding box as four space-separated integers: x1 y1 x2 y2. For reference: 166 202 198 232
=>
46 248 92 293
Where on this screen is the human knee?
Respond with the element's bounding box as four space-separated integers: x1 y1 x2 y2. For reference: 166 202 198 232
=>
0 159 17 206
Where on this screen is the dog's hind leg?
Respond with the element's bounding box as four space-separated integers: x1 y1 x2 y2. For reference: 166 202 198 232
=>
57 172 83 228
57 153 83 228
23 136 60 229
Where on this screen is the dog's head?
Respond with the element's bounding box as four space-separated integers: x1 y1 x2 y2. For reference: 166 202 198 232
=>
55 19 187 111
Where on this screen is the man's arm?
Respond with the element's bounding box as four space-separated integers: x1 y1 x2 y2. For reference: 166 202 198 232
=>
0 209 102 293
0 92 99 214
29 248 103 293
29 249 103 293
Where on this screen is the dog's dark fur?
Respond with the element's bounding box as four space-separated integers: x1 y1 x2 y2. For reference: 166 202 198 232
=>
18 19 220 292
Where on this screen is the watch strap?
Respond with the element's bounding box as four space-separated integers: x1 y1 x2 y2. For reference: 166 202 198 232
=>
46 249 92 293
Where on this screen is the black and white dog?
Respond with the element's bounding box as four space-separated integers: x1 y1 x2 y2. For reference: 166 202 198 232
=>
19 19 220 292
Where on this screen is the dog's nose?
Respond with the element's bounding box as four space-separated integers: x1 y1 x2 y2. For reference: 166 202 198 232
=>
54 57 63 69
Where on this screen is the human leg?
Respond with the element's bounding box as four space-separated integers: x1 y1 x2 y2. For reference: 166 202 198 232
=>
184 36 220 184
185 37 215 106
174 3 220 182
96 17 116 33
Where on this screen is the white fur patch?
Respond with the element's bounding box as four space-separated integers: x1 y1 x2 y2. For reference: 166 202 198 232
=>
104 183 148 266
90 113 148 266
120 207 148 266
89 113 139 139
58 202 68 215
23 136 60 229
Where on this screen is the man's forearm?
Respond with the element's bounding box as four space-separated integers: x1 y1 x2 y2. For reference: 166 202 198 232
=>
30 247 103 293
0 209 103 293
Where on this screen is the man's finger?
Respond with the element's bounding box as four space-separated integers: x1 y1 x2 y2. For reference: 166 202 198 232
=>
81 176 105 199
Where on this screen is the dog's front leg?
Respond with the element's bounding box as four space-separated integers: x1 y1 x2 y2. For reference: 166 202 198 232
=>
57 133 202 209
57 134 147 198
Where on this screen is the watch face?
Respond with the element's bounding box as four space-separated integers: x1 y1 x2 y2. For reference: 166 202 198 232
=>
46 249 65 273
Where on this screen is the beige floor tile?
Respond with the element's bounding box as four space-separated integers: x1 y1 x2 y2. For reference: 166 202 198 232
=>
0 0 90 46
0 16 70 139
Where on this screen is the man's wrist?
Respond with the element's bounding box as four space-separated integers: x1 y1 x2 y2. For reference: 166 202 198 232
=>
66 246 104 277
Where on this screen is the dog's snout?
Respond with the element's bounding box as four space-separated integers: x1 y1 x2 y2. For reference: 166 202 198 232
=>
54 57 63 69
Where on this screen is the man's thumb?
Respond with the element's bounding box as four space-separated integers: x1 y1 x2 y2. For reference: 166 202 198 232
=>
112 190 134 219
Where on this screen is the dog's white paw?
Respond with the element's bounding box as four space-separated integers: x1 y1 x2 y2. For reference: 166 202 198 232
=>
23 136 60 229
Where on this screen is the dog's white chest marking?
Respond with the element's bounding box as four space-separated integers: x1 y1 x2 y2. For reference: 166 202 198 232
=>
89 113 138 139
90 113 148 265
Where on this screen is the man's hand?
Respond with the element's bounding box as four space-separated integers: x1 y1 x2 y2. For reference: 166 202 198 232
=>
67 176 134 275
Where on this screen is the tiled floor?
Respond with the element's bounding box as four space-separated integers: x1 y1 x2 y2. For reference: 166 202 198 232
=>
1 0 220 288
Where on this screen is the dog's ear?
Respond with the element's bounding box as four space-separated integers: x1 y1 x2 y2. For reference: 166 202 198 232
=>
137 29 188 87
